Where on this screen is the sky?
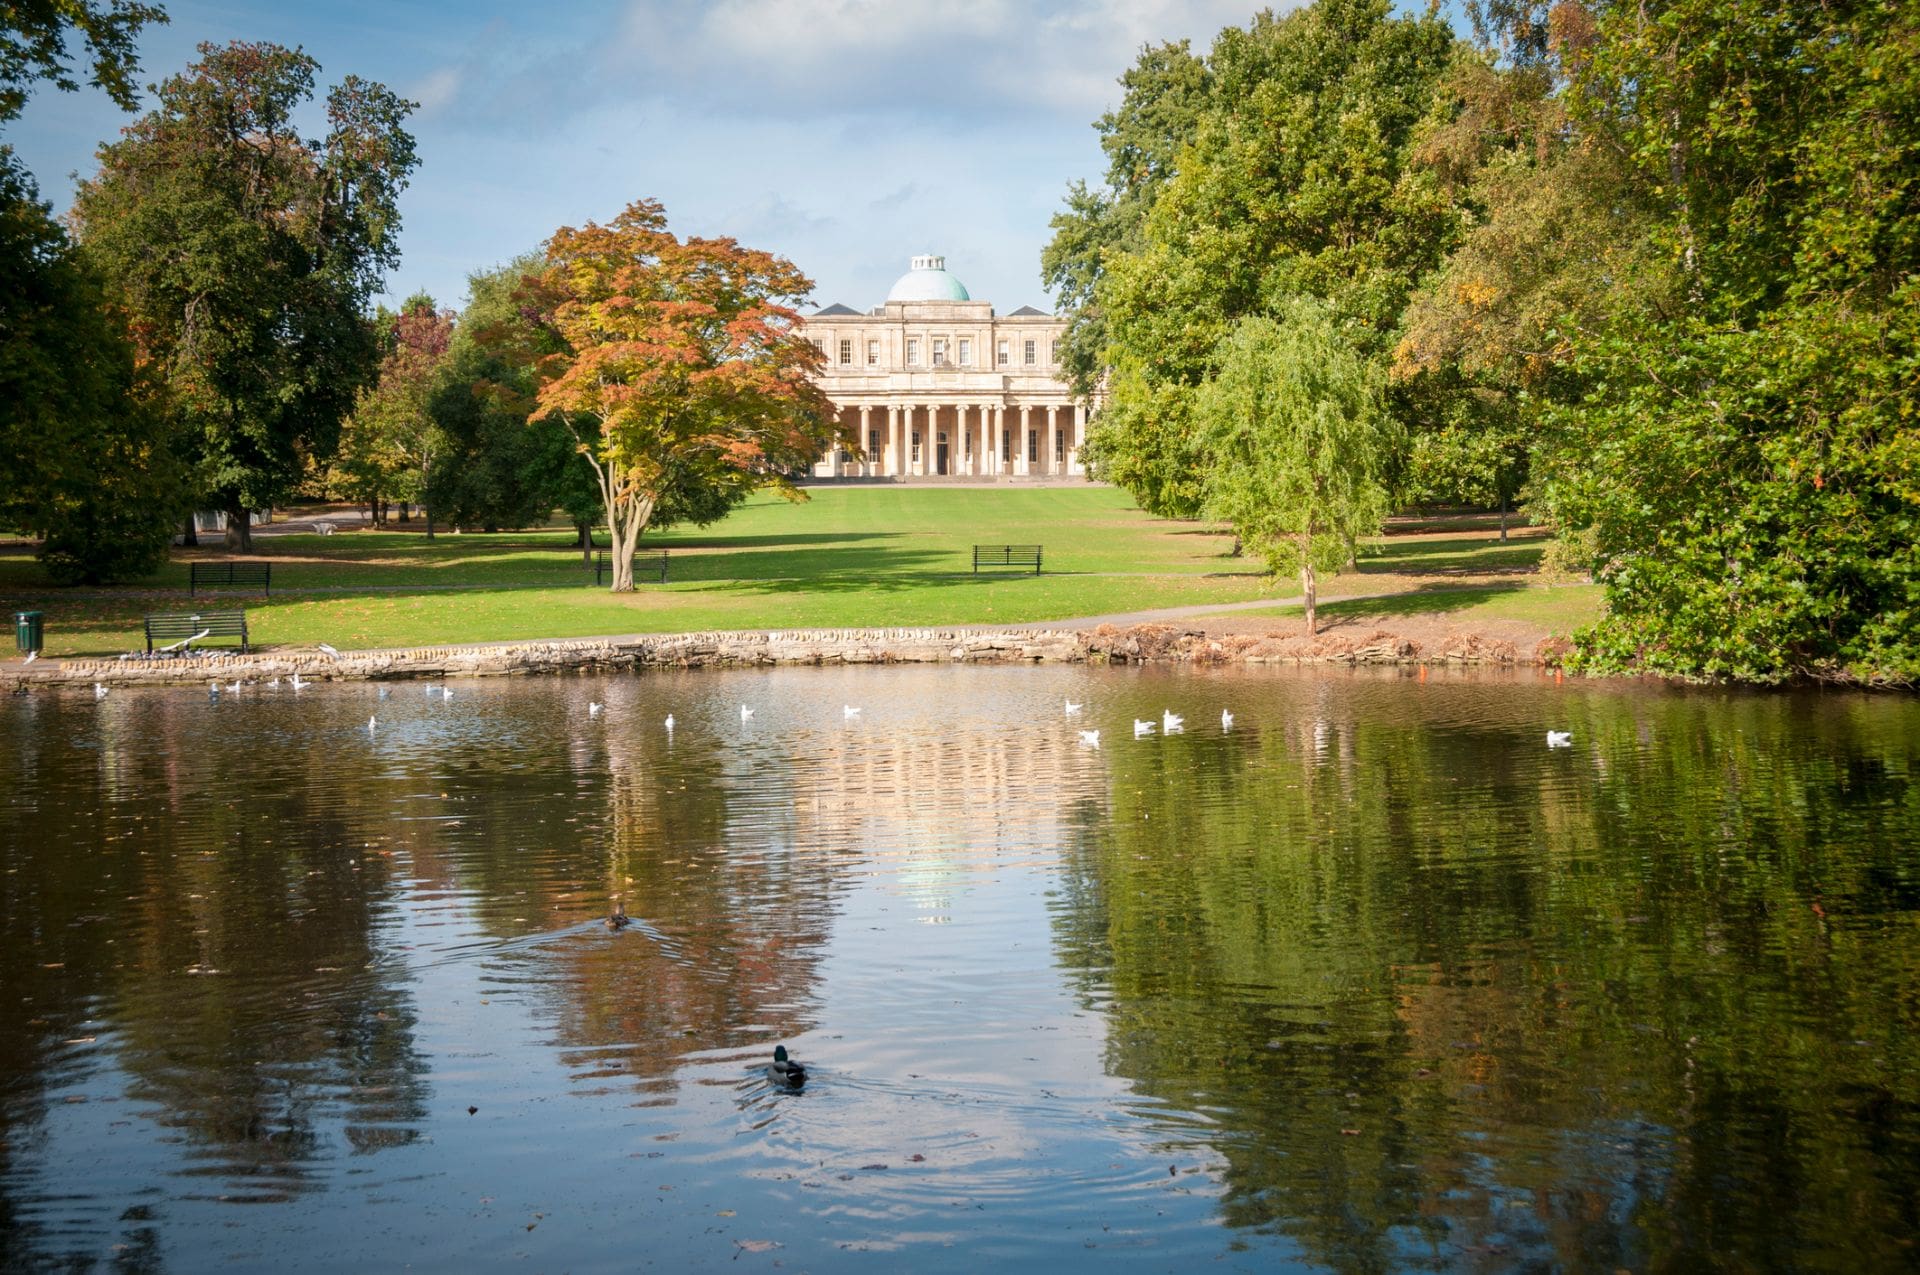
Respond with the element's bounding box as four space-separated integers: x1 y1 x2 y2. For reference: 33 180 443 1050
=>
5 0 1298 316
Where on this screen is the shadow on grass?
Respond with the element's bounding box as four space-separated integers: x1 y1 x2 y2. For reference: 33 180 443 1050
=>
1317 582 1530 627
1357 536 1545 576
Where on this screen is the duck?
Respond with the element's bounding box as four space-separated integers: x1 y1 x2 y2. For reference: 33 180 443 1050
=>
767 1044 806 1085
606 901 631 931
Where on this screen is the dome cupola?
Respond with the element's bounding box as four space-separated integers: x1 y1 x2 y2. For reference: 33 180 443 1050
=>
885 254 970 303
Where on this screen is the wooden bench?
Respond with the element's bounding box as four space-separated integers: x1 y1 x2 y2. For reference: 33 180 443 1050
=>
189 561 271 596
972 544 1043 575
591 550 669 587
145 610 250 653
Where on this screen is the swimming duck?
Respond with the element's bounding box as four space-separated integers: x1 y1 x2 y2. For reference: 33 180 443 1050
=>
767 1044 806 1085
606 901 631 931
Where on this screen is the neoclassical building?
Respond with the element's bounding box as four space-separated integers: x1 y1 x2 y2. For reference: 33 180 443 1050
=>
800 256 1085 480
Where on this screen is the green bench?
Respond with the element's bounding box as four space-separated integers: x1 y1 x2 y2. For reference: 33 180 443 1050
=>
189 561 271 596
972 544 1043 575
144 610 250 653
591 550 669 587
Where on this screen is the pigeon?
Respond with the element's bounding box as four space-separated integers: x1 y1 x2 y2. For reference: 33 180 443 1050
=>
589 702 603 717
1078 729 1101 747
1134 719 1155 737
1547 730 1573 748
1221 709 1234 730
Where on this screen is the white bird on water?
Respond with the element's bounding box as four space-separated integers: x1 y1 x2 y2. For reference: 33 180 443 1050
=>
227 680 243 694
208 680 221 701
440 687 454 702
843 705 861 719
1162 710 1184 734
377 686 389 700
740 705 754 721
1222 709 1234 730
93 683 108 700
1078 729 1101 748
1064 700 1083 715
1547 730 1573 748
589 702 603 717
664 714 675 731
1134 719 1155 737
368 715 377 733
290 673 308 691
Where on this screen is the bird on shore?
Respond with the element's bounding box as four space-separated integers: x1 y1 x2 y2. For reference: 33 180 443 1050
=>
1134 719 1155 737
1162 710 1184 734
317 643 339 659
589 702 603 717
23 650 37 665
1078 729 1101 748
1064 700 1082 715
606 900 631 931
767 1044 806 1086
1547 730 1572 748
1221 709 1234 730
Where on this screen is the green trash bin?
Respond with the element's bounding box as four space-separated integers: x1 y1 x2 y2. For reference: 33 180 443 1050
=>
15 611 43 654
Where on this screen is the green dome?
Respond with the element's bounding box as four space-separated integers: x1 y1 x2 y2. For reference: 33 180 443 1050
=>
886 254 970 303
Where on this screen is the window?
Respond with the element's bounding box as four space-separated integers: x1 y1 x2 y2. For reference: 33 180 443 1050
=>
997 339 1009 367
1055 430 1066 463
1027 429 1038 462
911 431 921 462
906 337 920 365
958 337 972 366
867 339 879 365
868 427 882 455
1002 427 1012 462
811 338 825 355
1023 339 1037 366
838 339 852 366
932 337 948 366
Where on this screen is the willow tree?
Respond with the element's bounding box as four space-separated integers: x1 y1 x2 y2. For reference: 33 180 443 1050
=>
1196 305 1398 634
526 199 844 591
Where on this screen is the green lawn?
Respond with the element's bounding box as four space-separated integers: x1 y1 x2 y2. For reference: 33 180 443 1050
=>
0 488 1590 657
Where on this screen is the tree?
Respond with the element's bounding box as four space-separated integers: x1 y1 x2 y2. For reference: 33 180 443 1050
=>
1 148 183 581
342 295 452 533
72 40 418 551
0 0 167 122
1194 305 1399 634
522 199 846 592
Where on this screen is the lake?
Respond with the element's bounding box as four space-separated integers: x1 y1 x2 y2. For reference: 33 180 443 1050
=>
3 665 1915 1271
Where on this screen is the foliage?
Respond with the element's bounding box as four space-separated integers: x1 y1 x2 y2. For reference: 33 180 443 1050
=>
0 0 167 122
0 147 181 582
522 198 847 591
71 40 417 550
1195 305 1399 633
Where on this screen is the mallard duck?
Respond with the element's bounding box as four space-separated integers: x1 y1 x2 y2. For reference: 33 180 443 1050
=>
767 1044 806 1085
606 901 631 931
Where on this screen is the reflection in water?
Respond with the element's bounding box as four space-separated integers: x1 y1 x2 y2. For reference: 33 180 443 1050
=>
1 667 1915 1271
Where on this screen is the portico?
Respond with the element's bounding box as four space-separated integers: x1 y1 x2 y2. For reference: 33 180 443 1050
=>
801 256 1085 480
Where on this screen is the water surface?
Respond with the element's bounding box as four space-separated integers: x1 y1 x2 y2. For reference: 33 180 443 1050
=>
3 666 1916 1271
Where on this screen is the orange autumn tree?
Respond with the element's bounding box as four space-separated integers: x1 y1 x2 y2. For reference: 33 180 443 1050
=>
526 199 846 591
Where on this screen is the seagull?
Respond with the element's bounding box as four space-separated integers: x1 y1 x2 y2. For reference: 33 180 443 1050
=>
1078 729 1101 747
1221 709 1234 730
1134 719 1155 737
227 680 244 694
740 705 753 721
208 680 221 701
1064 700 1082 715
1162 709 1184 733
266 678 279 689
289 673 308 691
843 705 861 718
664 714 675 731
441 687 453 701
377 686 389 700
589 702 603 717
1547 730 1573 748
93 683 109 700
23 649 38 665
317 643 339 659
368 715 377 733
160 628 210 653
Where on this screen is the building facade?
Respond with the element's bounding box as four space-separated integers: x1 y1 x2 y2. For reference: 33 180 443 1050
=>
799 256 1084 480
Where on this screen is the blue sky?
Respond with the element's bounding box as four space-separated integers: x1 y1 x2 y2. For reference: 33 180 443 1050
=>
5 0 1295 316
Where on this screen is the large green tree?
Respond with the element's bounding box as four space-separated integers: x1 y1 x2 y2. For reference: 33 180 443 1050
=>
0 0 167 122
72 40 417 550
1195 305 1399 633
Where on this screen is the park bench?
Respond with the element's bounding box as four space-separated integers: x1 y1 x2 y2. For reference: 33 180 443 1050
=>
189 561 271 596
144 609 250 653
972 544 1043 575
591 550 669 587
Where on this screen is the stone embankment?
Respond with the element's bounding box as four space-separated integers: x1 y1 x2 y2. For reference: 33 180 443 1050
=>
6 623 1563 690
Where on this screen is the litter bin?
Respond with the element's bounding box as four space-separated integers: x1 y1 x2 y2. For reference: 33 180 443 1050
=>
15 611 43 654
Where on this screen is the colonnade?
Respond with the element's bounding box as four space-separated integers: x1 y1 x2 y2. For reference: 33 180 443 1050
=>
818 401 1087 478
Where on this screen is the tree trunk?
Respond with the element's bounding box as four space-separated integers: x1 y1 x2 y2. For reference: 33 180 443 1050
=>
578 521 593 566
1301 562 1318 636
398 501 410 523
1499 496 1509 543
422 458 434 539
223 503 251 552
181 513 198 547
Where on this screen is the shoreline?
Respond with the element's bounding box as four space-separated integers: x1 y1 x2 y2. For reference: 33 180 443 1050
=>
3 622 1566 689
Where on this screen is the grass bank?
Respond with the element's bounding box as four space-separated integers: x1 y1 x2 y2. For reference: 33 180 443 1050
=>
0 487 1590 658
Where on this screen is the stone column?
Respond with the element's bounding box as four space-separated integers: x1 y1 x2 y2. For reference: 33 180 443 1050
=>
1014 405 1029 476
888 404 902 477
